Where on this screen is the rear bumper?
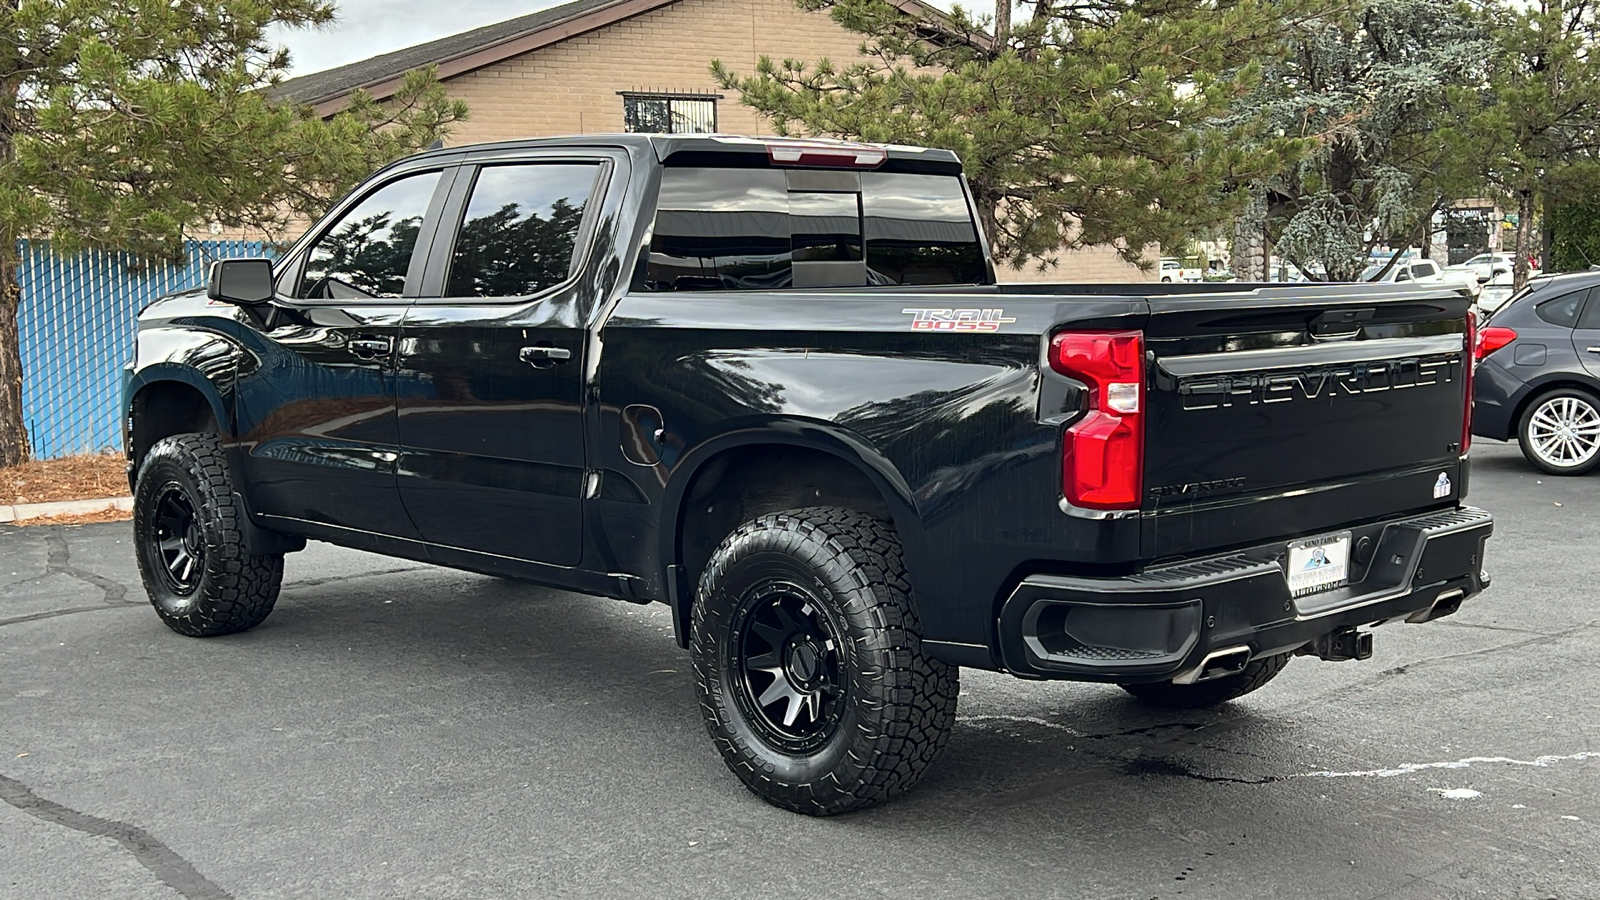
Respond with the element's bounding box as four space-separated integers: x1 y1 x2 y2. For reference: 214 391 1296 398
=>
997 507 1493 682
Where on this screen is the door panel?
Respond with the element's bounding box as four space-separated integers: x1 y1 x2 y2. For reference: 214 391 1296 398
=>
395 161 603 565
236 168 451 537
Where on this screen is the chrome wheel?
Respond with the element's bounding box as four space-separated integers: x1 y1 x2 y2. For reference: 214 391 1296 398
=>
1527 394 1600 470
731 581 846 753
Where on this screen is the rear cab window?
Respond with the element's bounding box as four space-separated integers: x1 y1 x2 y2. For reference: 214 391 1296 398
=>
641 166 987 290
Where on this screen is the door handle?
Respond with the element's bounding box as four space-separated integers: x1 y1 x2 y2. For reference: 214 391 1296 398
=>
348 337 393 357
1587 347 1600 354
520 345 573 367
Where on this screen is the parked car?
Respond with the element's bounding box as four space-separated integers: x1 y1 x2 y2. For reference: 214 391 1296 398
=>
1159 256 1202 282
1361 257 1480 298
1451 252 1525 283
1473 270 1600 474
1447 253 1537 311
125 134 1493 815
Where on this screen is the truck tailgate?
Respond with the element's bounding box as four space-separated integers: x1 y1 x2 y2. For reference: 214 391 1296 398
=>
1139 284 1472 559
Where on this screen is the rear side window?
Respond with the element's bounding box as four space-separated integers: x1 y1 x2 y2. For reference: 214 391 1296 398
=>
642 167 985 290
444 163 600 298
1411 261 1438 278
1536 290 1586 327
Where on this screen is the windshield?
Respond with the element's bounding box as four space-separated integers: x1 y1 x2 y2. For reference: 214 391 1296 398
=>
1359 265 1387 282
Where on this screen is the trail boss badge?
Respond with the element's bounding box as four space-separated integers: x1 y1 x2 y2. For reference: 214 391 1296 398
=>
902 308 1017 333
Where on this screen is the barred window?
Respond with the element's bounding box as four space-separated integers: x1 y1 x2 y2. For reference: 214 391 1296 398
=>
621 93 717 134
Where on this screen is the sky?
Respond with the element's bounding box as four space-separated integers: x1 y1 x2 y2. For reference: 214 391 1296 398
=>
273 0 570 76
274 0 965 77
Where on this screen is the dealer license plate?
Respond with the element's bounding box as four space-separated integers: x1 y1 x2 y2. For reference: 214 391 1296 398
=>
1285 532 1352 597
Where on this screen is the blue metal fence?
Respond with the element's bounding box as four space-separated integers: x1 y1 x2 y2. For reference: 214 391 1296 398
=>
16 239 276 459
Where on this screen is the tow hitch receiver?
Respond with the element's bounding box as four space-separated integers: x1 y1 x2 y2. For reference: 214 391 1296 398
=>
1312 627 1373 662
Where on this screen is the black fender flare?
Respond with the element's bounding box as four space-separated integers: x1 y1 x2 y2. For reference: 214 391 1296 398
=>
125 363 232 438
658 416 928 643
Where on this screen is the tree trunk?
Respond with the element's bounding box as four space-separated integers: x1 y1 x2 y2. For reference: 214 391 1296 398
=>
0 241 28 467
1 38 28 466
1512 189 1535 293
973 187 1002 264
994 0 1011 43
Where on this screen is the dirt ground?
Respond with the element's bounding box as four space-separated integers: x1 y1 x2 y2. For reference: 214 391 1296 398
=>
2 454 133 524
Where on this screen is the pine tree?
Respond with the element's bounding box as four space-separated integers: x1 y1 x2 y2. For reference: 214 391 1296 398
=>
0 1 468 466
712 0 1309 271
1238 0 1490 282
1443 0 1600 291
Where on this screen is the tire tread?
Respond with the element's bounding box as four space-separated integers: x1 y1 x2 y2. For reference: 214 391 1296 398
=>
134 433 282 637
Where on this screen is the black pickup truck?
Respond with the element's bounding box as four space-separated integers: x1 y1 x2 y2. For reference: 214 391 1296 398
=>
125 135 1493 815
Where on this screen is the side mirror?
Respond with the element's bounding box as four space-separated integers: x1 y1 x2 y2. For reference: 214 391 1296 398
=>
207 258 276 306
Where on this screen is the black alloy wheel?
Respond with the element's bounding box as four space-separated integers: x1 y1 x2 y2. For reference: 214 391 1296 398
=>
730 581 847 754
150 484 205 596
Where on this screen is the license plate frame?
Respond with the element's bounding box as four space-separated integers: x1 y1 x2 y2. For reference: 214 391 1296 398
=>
1284 531 1352 597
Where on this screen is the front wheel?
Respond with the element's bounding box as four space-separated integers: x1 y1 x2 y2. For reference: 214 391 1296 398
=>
691 507 958 815
134 433 284 636
1119 653 1291 709
1518 388 1600 475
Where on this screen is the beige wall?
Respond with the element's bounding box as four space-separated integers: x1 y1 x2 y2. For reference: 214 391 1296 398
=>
996 245 1152 284
443 0 866 143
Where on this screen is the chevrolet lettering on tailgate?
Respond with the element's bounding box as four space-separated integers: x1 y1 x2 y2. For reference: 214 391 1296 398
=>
1178 356 1460 410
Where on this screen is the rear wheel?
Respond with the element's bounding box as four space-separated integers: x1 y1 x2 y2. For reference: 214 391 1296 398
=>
1119 652 1291 709
134 433 284 636
691 507 958 815
1518 388 1600 475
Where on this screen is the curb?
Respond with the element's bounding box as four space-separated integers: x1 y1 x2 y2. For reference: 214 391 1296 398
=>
0 496 134 524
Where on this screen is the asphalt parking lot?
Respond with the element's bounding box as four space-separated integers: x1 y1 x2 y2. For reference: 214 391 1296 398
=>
2 439 1597 900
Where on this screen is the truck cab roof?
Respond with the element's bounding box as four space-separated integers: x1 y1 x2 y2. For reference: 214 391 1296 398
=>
383 133 965 176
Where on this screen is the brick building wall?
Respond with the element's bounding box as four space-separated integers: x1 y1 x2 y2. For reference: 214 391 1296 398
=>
443 0 862 143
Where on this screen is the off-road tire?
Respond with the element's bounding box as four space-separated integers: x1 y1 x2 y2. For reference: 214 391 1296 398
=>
134 433 283 636
1516 387 1600 476
1119 652 1291 710
691 507 959 816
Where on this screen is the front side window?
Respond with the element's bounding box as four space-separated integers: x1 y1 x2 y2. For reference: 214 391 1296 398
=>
299 171 442 300
444 163 600 298
623 94 717 134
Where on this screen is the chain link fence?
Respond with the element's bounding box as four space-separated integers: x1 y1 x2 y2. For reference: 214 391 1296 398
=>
17 238 277 459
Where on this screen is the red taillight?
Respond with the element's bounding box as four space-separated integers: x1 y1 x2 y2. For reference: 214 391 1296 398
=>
1463 311 1477 455
764 141 888 168
1475 325 1517 360
1050 330 1144 510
